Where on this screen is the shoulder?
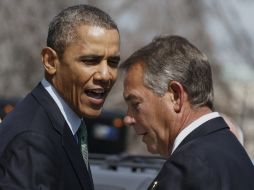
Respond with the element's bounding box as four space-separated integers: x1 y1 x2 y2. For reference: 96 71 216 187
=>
150 151 219 190
0 131 61 189
0 93 61 153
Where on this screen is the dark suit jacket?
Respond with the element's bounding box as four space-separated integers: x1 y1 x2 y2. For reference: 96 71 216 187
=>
148 117 254 190
0 83 94 190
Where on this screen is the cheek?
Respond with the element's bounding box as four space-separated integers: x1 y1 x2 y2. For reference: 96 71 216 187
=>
136 114 155 134
54 69 73 96
136 105 154 125
64 71 88 101
75 68 92 85
110 69 118 82
146 115 165 144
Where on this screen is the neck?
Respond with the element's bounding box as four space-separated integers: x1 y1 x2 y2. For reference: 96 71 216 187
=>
168 106 212 155
180 106 212 130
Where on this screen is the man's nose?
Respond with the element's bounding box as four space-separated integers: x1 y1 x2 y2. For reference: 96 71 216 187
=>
123 115 135 127
94 61 112 82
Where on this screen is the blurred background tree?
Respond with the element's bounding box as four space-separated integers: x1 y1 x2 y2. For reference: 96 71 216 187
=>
0 0 253 159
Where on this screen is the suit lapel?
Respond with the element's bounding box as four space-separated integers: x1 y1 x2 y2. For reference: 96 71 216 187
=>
31 83 93 190
175 117 229 153
31 83 65 134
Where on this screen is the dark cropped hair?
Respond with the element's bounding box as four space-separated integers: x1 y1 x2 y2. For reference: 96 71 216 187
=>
121 35 214 110
47 4 119 57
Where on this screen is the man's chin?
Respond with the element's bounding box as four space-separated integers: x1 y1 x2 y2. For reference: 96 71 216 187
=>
81 108 102 118
146 145 158 155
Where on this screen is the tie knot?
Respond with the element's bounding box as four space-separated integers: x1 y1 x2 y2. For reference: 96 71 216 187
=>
79 120 85 129
77 121 87 145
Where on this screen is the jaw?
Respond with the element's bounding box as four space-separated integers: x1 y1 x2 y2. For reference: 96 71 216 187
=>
144 135 170 156
77 104 103 118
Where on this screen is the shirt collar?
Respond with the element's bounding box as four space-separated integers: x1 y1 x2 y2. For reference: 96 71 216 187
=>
41 79 81 135
171 112 221 155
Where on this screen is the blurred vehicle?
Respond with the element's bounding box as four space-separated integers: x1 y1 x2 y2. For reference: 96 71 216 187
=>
85 110 127 154
90 154 165 190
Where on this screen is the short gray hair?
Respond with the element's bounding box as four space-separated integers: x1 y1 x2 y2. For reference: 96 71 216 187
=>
121 35 214 110
47 4 119 57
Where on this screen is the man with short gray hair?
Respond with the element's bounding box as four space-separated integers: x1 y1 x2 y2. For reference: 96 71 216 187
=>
121 35 254 190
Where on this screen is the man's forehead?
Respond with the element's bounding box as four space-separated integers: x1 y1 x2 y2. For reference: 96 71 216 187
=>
75 24 119 40
86 26 106 36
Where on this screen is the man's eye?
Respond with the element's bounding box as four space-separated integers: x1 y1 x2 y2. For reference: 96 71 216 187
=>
81 59 99 65
108 60 119 68
79 56 101 65
108 57 120 68
132 102 140 110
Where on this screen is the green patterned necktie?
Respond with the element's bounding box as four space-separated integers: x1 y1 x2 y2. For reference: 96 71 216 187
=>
77 121 89 168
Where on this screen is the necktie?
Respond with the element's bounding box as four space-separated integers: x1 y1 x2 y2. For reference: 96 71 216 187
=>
77 121 89 168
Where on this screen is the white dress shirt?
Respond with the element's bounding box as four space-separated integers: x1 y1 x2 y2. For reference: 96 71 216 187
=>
41 79 81 136
171 112 221 154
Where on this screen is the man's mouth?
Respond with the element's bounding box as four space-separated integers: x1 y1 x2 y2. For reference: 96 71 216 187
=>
85 88 107 100
137 131 148 136
84 88 110 107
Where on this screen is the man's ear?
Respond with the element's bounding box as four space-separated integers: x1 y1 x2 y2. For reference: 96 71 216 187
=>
168 81 185 113
41 47 58 75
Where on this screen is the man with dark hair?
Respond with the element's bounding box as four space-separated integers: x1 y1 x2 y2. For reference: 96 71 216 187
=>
0 4 120 190
121 35 254 190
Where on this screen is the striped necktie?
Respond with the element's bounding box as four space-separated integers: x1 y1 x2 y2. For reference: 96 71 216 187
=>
77 121 89 167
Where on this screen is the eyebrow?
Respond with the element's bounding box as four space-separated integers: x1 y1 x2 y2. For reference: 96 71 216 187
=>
78 55 103 60
78 55 121 62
